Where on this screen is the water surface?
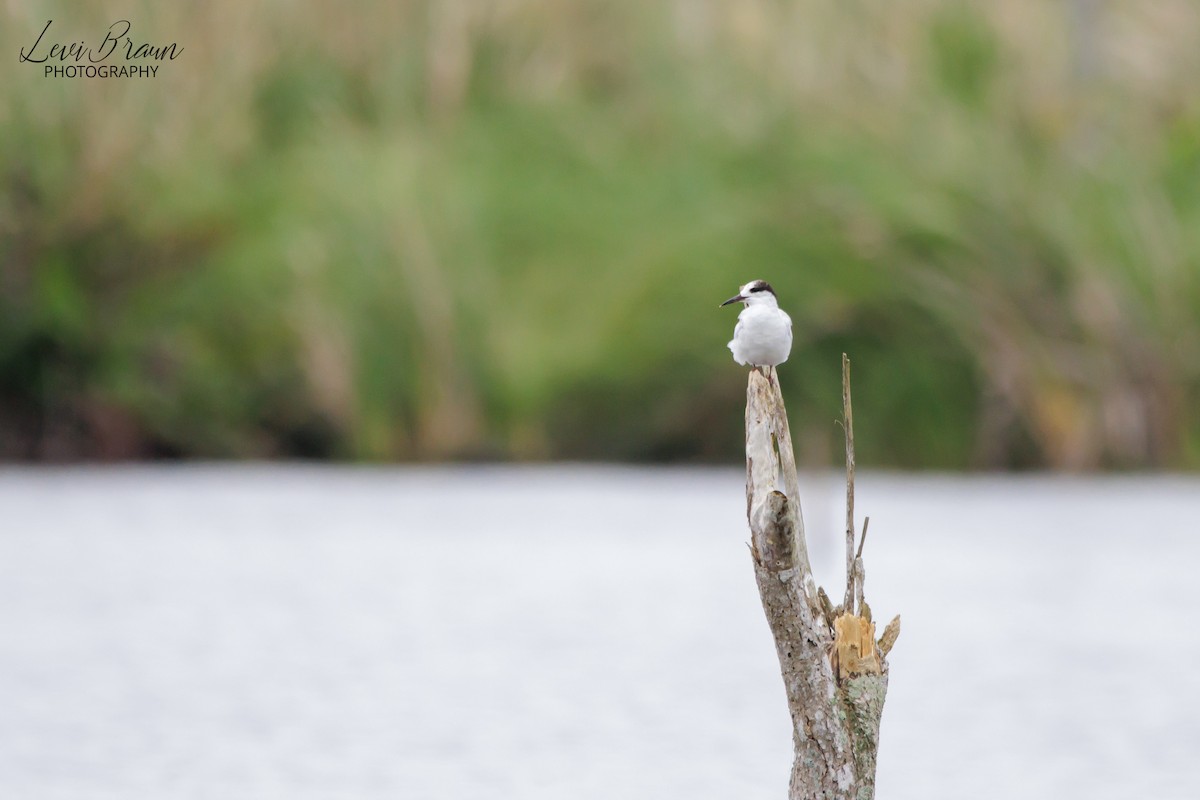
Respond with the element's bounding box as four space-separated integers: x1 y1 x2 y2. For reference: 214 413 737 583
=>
1 466 1197 799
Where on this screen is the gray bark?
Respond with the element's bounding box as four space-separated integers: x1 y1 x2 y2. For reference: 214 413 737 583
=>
744 366 896 800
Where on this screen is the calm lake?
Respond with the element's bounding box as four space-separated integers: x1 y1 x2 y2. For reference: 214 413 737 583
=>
1 466 1197 799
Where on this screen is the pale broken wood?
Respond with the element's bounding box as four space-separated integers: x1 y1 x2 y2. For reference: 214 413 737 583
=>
744 364 896 800
832 613 880 680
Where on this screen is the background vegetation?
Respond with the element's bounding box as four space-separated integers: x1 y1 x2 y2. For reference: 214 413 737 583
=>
3 1 1199 469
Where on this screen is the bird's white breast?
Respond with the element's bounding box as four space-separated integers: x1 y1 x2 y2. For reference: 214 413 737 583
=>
729 305 793 367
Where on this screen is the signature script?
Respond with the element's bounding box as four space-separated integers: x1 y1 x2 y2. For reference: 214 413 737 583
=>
19 20 183 63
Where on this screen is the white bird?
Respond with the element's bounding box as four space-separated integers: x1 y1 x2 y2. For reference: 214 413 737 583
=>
720 279 793 368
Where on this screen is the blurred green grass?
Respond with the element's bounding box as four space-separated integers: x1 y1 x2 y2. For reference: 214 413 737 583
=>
2 0 1199 468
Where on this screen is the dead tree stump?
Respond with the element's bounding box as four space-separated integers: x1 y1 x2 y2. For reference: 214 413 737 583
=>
745 360 899 800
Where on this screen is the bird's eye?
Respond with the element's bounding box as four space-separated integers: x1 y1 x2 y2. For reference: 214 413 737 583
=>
749 286 762 293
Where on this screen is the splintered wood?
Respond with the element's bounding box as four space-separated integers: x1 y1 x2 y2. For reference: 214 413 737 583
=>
832 613 880 680
877 614 901 658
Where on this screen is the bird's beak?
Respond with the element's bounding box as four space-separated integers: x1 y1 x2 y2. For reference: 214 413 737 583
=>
719 294 744 308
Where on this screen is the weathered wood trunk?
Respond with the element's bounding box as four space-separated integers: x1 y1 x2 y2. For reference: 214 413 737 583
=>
744 365 898 800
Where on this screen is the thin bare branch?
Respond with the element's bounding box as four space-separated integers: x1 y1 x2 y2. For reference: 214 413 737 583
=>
842 353 856 614
856 516 870 560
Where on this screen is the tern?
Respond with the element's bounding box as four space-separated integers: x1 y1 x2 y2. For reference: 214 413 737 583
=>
720 280 793 370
